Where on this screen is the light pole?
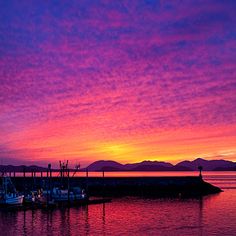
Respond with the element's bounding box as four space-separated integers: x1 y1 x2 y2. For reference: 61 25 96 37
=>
198 166 203 179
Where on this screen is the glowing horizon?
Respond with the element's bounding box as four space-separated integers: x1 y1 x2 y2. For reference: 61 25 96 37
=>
0 1 236 167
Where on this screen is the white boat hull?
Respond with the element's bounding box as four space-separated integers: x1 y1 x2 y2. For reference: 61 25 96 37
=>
0 175 24 206
1 195 24 205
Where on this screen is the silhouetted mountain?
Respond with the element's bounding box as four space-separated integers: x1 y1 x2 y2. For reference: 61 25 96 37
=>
83 160 175 171
85 158 236 171
171 165 193 171
86 160 124 171
130 165 172 171
100 166 124 171
124 161 173 170
0 165 48 172
176 158 236 171
1 158 235 172
213 166 236 171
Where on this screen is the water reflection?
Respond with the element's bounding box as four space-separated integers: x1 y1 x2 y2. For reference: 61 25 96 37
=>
198 197 203 236
0 174 235 236
0 196 220 235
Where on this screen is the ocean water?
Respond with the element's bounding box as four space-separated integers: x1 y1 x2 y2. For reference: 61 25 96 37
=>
0 172 236 236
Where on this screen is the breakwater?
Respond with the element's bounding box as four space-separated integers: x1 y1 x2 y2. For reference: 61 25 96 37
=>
12 176 222 198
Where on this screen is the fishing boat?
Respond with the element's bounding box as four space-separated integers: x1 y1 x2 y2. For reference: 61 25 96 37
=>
46 160 87 203
24 191 36 203
35 160 88 206
0 174 24 206
0 193 24 205
43 187 87 203
53 187 87 202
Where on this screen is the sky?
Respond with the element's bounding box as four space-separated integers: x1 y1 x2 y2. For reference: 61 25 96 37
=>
0 0 236 167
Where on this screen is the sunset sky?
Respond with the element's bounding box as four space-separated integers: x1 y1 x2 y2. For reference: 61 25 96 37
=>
0 0 236 167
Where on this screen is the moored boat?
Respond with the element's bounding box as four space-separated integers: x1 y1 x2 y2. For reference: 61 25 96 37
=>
1 193 24 205
43 186 87 203
0 174 24 206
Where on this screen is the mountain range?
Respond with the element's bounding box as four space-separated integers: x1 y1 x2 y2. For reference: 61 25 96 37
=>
0 165 48 172
0 158 236 172
83 158 236 171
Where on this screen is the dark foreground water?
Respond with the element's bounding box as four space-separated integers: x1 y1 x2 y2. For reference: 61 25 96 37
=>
0 172 236 236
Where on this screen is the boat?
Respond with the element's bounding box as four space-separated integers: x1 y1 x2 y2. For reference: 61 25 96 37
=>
0 174 24 206
30 160 88 206
1 193 24 205
41 161 87 204
44 187 87 203
24 192 36 204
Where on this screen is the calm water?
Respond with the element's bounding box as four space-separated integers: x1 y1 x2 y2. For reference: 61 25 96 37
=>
1 172 236 236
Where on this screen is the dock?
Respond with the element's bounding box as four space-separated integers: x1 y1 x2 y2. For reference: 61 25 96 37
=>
11 175 222 198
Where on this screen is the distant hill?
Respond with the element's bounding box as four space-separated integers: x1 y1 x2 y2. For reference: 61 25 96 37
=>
124 161 173 170
83 158 236 171
176 158 236 171
1 158 236 172
0 165 48 172
127 165 171 171
85 160 124 171
212 166 236 171
171 165 193 171
124 161 181 171
83 160 176 171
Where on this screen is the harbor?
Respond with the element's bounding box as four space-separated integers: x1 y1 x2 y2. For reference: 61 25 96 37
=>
0 171 234 236
0 162 112 211
0 161 222 211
